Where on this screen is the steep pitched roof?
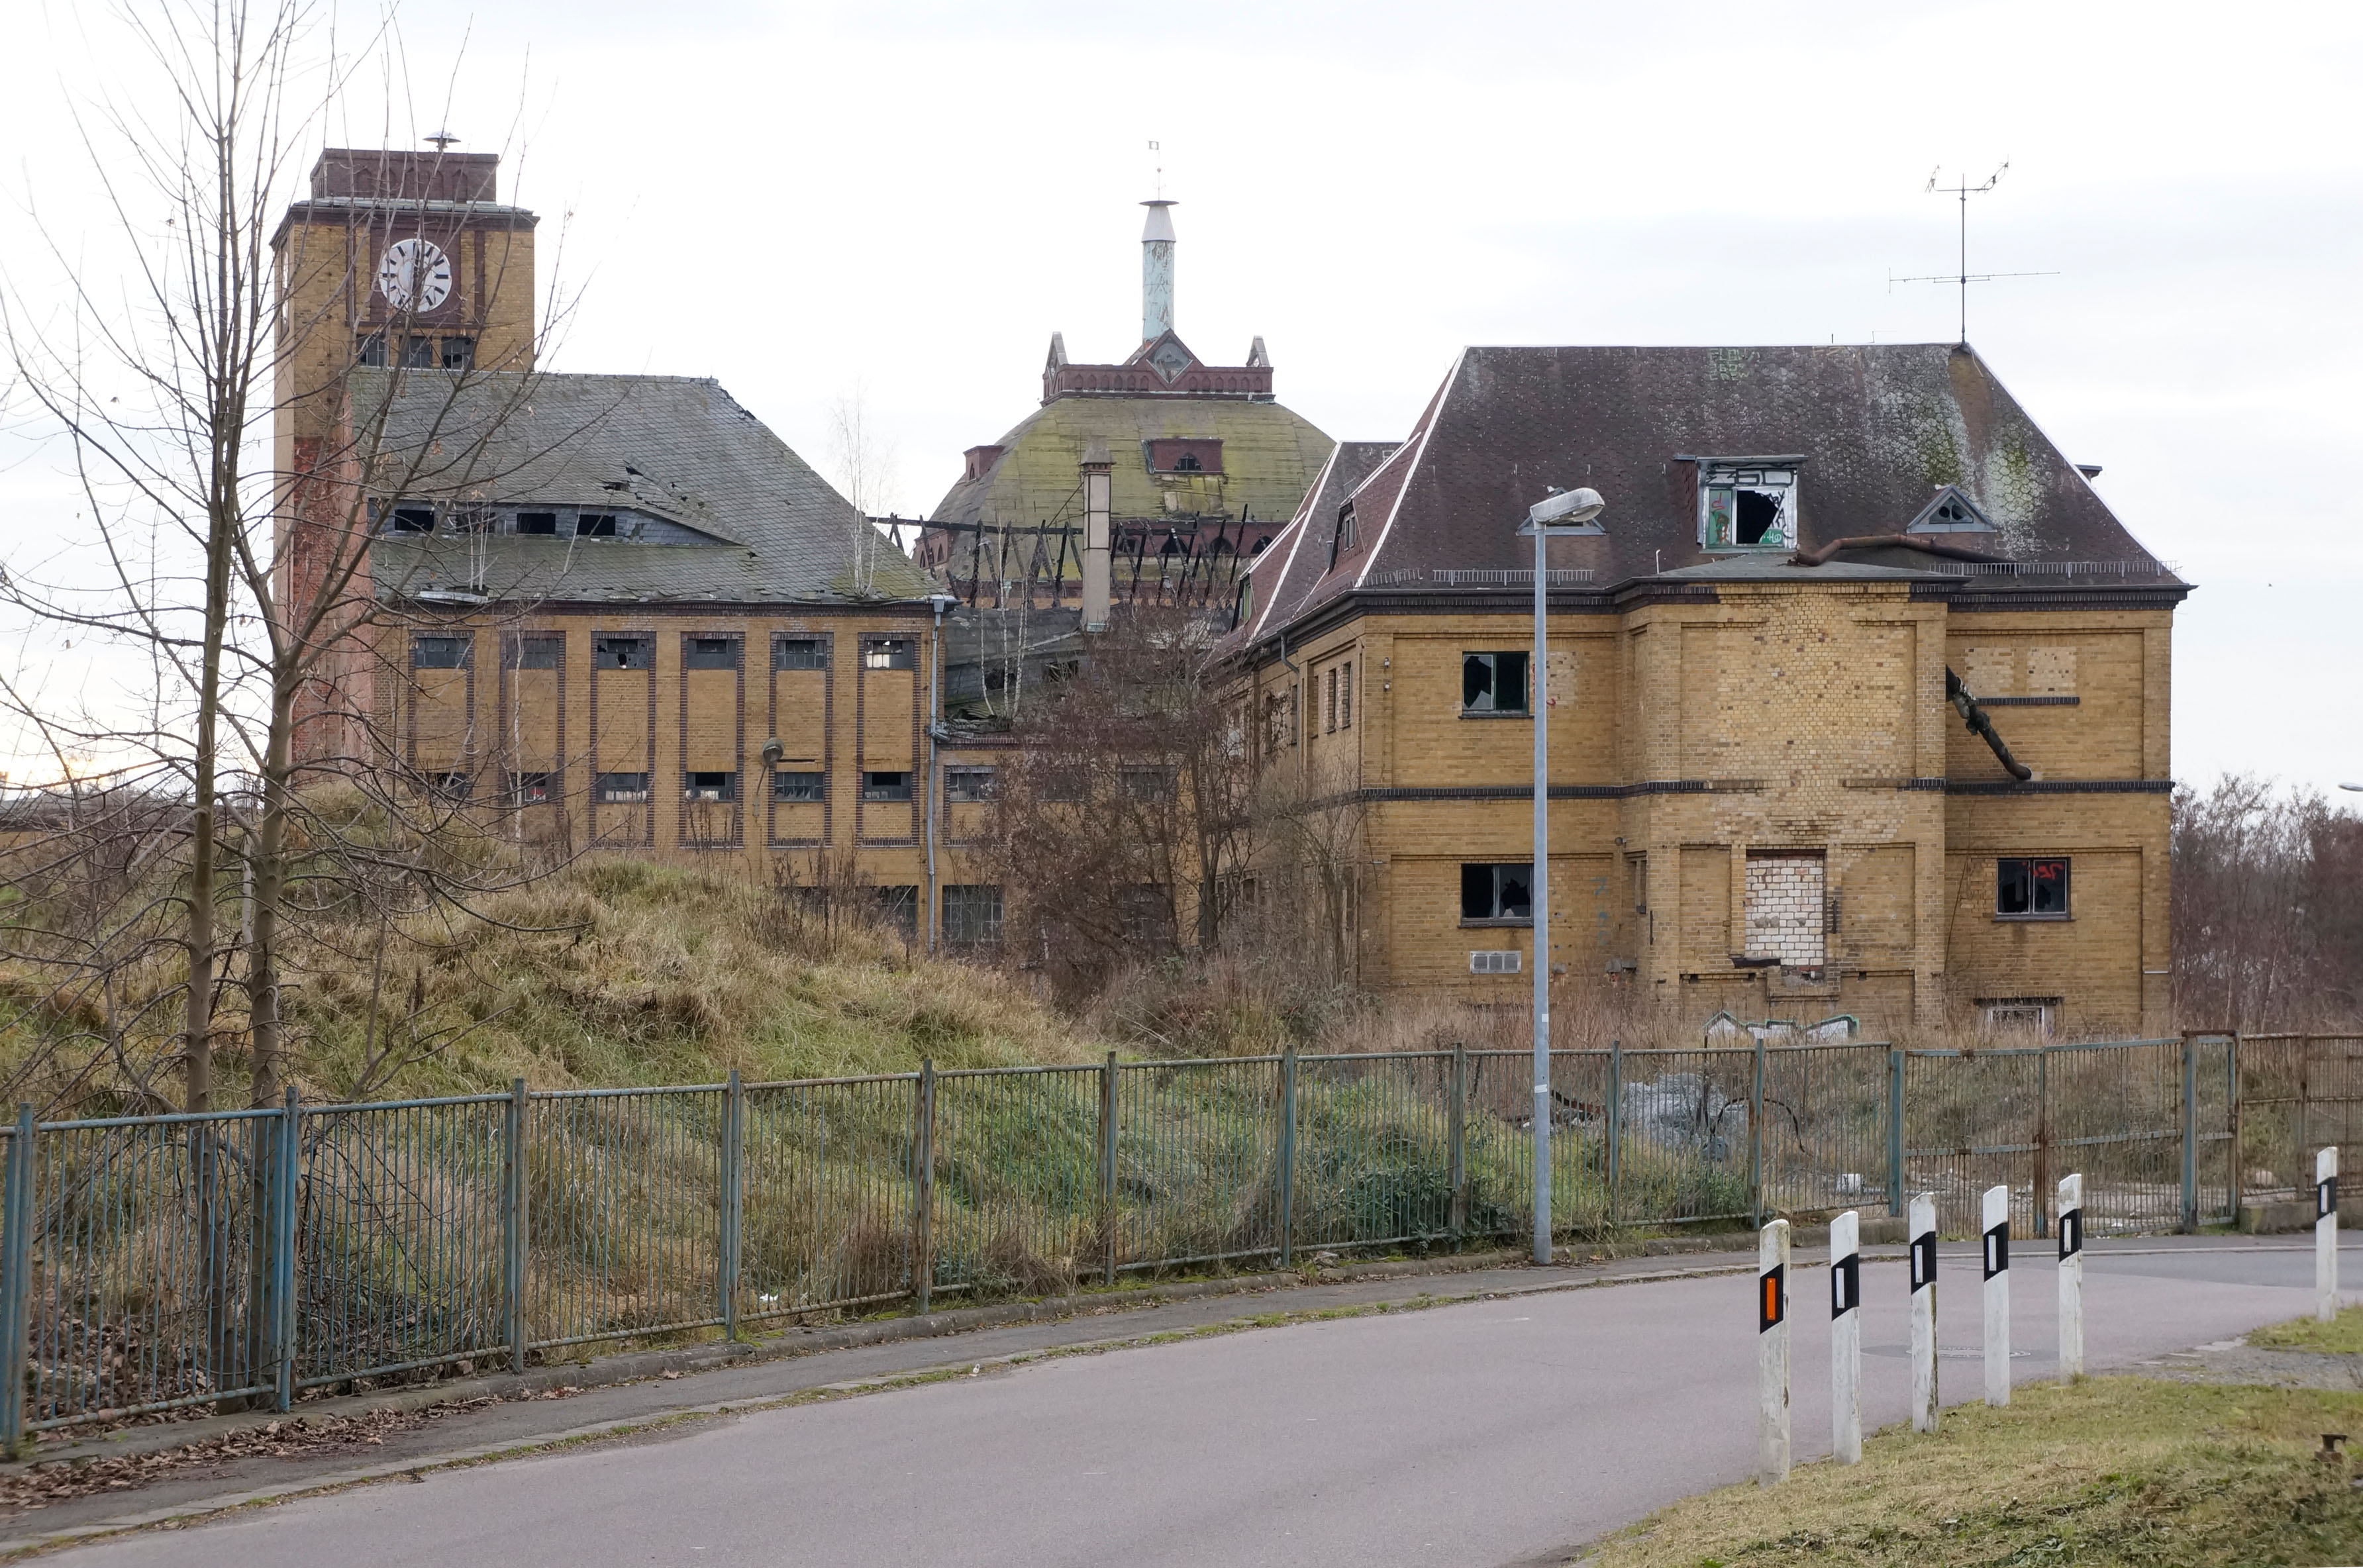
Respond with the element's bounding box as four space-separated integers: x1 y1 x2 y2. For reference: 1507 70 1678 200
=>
1236 440 1404 642
1219 342 2183 656
351 370 938 606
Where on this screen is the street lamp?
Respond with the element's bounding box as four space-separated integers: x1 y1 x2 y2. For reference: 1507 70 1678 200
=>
1520 485 1606 1265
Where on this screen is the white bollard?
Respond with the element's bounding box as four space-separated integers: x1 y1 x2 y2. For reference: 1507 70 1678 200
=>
1829 1208 1861 1464
2319 1146 2340 1324
1758 1217 1790 1486
1909 1192 1938 1434
1982 1183 2011 1406
2057 1172 2084 1380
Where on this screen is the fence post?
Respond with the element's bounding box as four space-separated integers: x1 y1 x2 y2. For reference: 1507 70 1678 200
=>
719 1070 743 1341
1888 1049 1906 1218
2228 1034 2242 1226
2180 1034 2199 1233
503 1078 528 1374
1 1106 33 1455
1100 1051 1118 1287
1448 1044 1468 1244
273 1086 299 1412
914 1059 935 1315
1605 1038 1623 1228
1278 1048 1297 1268
1749 1033 1766 1232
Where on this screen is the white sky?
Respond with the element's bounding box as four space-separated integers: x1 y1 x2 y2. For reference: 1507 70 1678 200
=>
3 0 2358 792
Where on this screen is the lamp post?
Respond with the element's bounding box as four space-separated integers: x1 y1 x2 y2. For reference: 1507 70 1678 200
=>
1521 485 1606 1265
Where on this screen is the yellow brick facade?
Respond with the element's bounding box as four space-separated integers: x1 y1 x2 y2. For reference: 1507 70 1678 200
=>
1246 583 2174 1036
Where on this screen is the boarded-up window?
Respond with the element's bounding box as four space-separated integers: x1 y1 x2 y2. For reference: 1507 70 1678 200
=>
1744 852 1826 967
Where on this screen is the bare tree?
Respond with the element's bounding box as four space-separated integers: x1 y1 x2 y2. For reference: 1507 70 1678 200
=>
2173 775 2363 1030
824 382 901 589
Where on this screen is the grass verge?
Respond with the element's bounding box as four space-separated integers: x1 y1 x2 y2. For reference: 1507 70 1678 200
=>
2250 1304 2363 1354
1579 1378 2363 1567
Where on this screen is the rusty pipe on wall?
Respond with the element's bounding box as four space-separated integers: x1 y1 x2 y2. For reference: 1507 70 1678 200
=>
1946 667 2033 781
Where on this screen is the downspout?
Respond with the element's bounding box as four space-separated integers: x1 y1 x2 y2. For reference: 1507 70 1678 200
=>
1946 667 2033 781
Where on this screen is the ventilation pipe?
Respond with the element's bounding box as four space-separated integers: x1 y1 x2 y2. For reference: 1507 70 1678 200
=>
1141 199 1177 342
1081 438 1113 633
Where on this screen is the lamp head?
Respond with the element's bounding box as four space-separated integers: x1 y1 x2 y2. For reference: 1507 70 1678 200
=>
1528 486 1606 527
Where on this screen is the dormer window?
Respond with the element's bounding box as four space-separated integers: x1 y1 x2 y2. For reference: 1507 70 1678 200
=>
1695 458 1800 550
1145 439 1223 475
1905 484 1995 534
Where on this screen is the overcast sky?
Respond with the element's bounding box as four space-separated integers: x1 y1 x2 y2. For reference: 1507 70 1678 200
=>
3 0 2358 793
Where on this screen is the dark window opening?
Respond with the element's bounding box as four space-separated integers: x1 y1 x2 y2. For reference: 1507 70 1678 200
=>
388 505 436 534
1119 766 1176 803
862 770 913 802
1172 452 1202 471
772 771 825 803
1996 857 2071 918
685 636 740 671
862 638 916 671
509 771 556 805
946 767 997 803
944 885 1003 946
515 511 559 535
440 338 474 371
683 771 736 803
506 634 562 670
774 636 828 671
428 771 472 800
1735 488 1781 545
594 635 652 670
595 772 650 803
357 333 387 368
1462 652 1529 714
411 636 469 669
1461 862 1534 923
401 335 434 369
576 513 619 538
877 885 919 940
1331 502 1358 567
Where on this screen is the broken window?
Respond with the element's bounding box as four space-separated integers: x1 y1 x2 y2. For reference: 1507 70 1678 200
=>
1697 462 1798 550
1462 652 1529 714
428 771 472 800
774 636 828 671
876 885 919 940
683 771 736 803
684 636 739 671
508 771 556 805
772 771 825 803
862 770 912 802
862 637 917 671
411 635 470 669
1119 766 1176 803
946 767 998 803
440 337 474 371
595 772 650 803
515 511 559 535
593 635 652 670
1978 998 2059 1037
401 335 434 369
385 505 436 534
1996 857 2070 918
1744 852 1827 967
1460 863 1533 923
505 634 562 670
1340 662 1352 729
943 885 1004 946
576 513 619 538
356 332 387 368
1117 885 1176 946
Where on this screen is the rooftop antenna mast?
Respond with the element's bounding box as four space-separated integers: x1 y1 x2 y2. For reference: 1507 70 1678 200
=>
1889 161 2056 346
1149 139 1163 198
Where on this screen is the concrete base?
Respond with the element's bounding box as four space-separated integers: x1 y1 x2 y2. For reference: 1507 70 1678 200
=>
2238 1199 2360 1234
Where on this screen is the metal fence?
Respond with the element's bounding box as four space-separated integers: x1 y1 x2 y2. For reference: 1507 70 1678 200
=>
0 1032 2261 1442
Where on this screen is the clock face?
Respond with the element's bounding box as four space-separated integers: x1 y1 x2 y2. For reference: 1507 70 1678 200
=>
376 238 453 313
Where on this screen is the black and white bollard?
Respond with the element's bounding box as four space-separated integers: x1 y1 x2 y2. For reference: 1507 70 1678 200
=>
1758 1217 1790 1485
1982 1184 2011 1406
1829 1208 1861 1465
2057 1172 2084 1379
2319 1146 2340 1324
1909 1192 1938 1434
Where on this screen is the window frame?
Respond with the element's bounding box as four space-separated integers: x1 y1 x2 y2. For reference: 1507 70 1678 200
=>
772 770 825 803
507 771 557 805
1696 462 1799 552
505 633 562 670
944 766 998 803
683 634 741 671
1340 661 1352 729
593 634 654 671
861 769 913 803
1995 856 2072 920
773 636 829 671
513 511 560 536
1460 862 1535 926
942 884 1005 946
861 636 917 671
682 771 737 803
595 771 651 804
411 634 471 670
1461 651 1531 716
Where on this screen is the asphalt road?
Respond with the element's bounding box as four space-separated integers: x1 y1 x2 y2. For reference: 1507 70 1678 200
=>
56 1242 2346 1568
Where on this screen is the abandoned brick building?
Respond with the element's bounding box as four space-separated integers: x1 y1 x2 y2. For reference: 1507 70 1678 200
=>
273 147 959 938
1220 344 2186 1036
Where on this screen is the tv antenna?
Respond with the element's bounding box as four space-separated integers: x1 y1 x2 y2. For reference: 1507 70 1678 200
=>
1889 162 2056 346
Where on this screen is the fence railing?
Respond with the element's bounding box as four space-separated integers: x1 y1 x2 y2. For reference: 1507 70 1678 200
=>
0 1032 2256 1443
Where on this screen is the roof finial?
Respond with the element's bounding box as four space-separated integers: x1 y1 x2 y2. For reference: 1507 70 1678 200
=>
425 130 460 152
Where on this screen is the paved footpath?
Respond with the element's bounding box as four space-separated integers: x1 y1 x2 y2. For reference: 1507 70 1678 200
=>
24 1237 2356 1568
